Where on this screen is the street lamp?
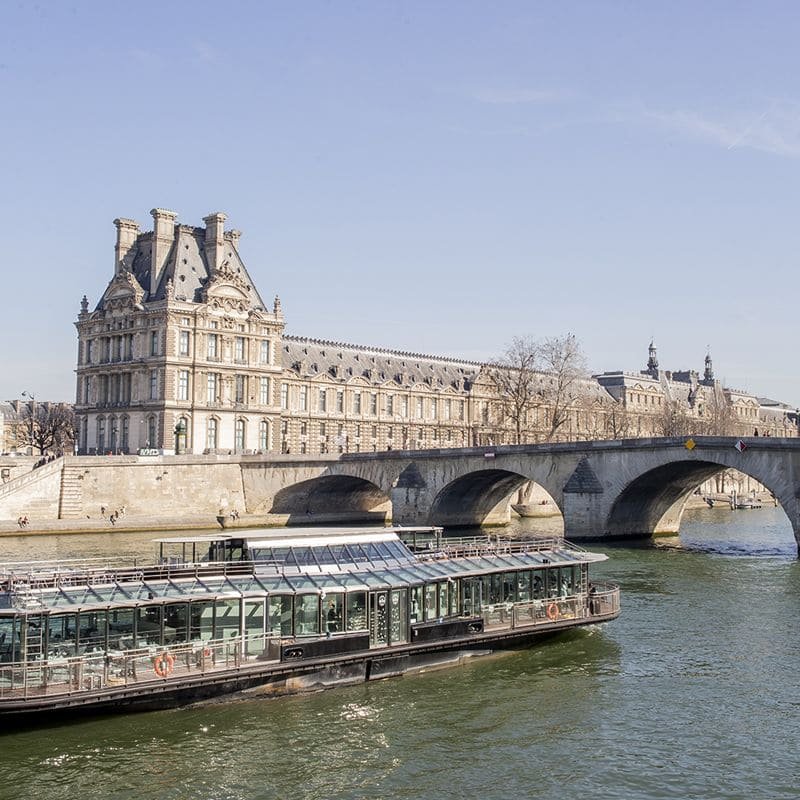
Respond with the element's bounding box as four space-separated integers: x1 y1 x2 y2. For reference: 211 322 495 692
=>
21 391 35 455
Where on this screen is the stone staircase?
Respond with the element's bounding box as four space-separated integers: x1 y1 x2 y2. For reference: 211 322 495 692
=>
58 463 84 519
0 457 65 518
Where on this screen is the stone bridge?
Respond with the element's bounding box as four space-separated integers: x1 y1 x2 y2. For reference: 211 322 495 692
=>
247 437 800 544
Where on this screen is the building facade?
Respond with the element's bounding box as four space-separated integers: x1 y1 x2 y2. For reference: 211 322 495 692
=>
73 210 799 455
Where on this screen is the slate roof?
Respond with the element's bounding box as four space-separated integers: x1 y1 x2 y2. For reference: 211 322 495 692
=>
282 335 481 391
97 225 267 312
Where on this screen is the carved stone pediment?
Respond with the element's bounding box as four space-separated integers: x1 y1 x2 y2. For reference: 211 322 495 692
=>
200 262 252 312
101 270 145 311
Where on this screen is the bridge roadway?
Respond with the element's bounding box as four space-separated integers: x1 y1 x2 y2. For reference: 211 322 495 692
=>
251 436 800 543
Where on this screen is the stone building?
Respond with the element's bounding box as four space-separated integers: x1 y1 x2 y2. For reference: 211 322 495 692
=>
73 210 798 455
74 210 285 455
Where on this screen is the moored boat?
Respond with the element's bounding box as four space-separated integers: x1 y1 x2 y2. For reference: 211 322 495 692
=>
0 527 620 719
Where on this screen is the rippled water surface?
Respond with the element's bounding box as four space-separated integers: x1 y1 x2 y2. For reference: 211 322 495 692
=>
1 508 799 800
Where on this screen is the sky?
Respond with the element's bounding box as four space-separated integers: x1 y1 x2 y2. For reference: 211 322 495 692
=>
1 1 799 406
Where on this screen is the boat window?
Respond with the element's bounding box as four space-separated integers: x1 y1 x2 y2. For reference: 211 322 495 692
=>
448 580 460 616
324 593 343 633
244 600 265 657
216 599 241 639
279 595 293 636
366 542 384 562
517 572 532 602
266 597 281 635
21 614 44 661
488 574 503 605
78 611 108 654
0 618 15 662
292 547 316 567
502 573 517 603
346 592 367 631
409 585 423 623
164 603 189 644
461 578 481 615
190 600 215 642
437 582 448 619
424 584 437 620
389 589 408 644
294 594 320 636
136 605 162 646
47 613 77 658
532 571 544 599
109 608 135 650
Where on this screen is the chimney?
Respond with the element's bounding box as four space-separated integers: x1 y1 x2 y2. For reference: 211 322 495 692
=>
150 208 178 295
203 212 227 272
113 218 140 274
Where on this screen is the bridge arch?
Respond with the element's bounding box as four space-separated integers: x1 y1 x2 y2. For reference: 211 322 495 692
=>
271 475 390 522
429 469 532 527
606 458 792 540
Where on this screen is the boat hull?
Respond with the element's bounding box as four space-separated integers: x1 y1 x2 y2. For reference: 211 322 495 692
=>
0 608 618 722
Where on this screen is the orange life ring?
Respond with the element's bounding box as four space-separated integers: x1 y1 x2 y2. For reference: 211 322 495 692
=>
546 602 560 621
202 647 212 658
153 652 175 678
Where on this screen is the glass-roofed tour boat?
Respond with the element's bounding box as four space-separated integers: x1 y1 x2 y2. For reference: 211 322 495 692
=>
0 527 620 718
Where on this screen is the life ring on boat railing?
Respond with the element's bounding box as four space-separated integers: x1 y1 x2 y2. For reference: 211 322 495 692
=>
546 602 560 621
202 647 212 658
153 652 175 677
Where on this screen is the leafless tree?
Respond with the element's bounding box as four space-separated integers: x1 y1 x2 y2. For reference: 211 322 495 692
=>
489 336 541 444
491 333 588 443
702 387 737 436
656 399 693 437
539 334 589 441
20 402 75 455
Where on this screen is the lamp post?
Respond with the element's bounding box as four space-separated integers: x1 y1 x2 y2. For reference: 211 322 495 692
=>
21 391 35 455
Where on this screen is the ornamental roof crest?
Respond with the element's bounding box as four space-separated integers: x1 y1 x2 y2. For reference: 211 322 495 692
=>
200 261 252 312
99 269 145 311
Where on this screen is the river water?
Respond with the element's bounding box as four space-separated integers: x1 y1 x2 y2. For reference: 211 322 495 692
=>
1 507 799 800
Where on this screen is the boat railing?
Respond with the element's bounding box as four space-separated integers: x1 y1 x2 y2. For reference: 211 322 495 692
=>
0 559 259 594
416 535 583 561
480 582 620 632
0 632 284 701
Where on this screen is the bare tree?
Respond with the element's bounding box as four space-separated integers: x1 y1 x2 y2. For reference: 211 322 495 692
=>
489 336 541 444
20 402 75 455
656 399 693 437
597 396 634 440
539 334 589 441
703 387 737 436
491 333 588 443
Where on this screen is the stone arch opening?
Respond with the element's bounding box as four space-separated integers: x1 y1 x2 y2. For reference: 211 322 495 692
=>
430 469 532 528
511 480 562 520
271 475 390 523
606 459 790 539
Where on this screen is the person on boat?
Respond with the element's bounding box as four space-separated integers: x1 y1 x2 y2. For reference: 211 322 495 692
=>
327 601 340 633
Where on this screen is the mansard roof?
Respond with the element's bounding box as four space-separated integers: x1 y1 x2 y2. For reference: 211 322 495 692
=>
96 216 267 313
282 335 481 391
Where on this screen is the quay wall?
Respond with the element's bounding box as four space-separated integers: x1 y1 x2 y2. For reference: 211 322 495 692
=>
0 456 248 523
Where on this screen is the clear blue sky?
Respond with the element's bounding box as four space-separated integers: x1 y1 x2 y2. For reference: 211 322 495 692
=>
2 1 799 407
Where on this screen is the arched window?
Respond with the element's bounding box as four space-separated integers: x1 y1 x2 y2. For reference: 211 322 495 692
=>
121 416 129 452
207 418 218 451
109 415 118 453
96 417 106 453
259 419 270 451
235 418 246 452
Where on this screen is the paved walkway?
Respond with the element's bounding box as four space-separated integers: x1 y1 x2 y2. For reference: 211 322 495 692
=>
0 514 221 537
